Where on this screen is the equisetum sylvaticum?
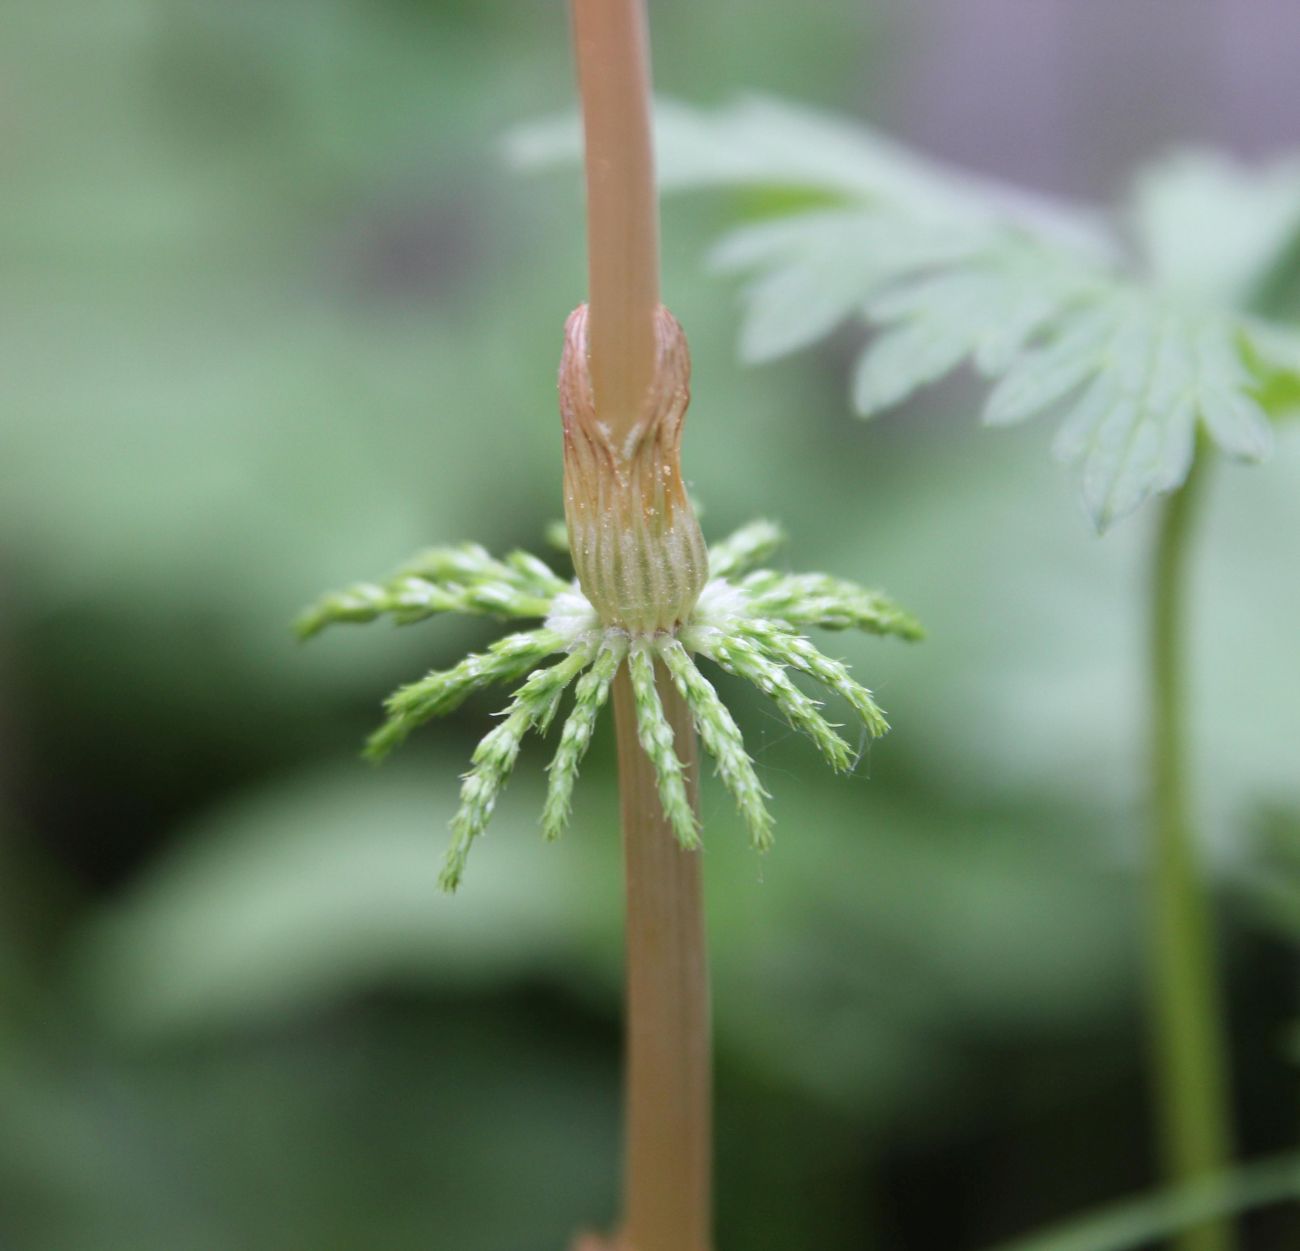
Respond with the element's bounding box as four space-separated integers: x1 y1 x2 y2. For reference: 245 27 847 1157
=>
298 3 919 1248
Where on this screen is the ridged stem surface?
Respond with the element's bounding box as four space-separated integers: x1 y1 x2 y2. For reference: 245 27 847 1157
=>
613 665 712 1251
570 0 660 440
567 6 712 1248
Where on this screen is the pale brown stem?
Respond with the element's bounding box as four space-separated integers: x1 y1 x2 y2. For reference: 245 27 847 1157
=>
566 5 711 1248
612 665 712 1251
570 0 661 440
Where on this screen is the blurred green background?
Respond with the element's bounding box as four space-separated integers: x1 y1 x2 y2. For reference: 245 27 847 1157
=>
3 2 1299 1248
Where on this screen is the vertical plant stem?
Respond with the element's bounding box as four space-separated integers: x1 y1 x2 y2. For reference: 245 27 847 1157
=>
613 665 712 1251
569 0 660 440
568 5 712 1249
1148 453 1236 1251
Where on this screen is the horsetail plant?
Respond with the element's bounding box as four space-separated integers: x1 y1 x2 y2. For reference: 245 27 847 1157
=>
298 5 918 1250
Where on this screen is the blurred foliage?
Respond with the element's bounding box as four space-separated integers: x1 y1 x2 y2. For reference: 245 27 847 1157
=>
986 1152 1300 1251
2 2 1299 1249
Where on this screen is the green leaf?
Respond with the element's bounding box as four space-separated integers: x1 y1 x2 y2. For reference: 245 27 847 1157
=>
709 210 980 363
983 305 1118 426
1130 151 1300 306
1049 303 1196 528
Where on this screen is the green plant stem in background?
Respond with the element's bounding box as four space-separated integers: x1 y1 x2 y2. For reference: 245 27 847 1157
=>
1148 452 1236 1251
613 666 711 1251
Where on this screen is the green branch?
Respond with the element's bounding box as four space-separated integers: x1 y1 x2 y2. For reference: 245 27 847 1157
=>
1148 453 1237 1251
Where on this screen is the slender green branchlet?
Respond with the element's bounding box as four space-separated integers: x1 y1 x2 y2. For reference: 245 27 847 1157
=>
362 628 565 762
439 645 594 892
703 629 854 773
658 634 774 852
299 518 918 889
626 638 699 849
295 542 564 640
707 518 786 579
542 639 625 842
